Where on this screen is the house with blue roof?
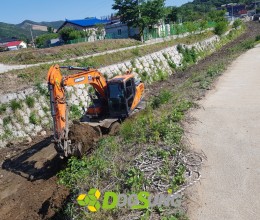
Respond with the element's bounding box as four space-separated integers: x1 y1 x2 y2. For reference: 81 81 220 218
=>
57 17 110 42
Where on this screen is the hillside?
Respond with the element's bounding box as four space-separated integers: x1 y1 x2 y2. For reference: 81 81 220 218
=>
17 20 63 30
181 0 255 11
0 20 63 42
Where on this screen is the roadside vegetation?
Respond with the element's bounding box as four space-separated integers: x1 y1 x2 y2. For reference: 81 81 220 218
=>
0 31 214 95
0 38 140 65
54 22 255 220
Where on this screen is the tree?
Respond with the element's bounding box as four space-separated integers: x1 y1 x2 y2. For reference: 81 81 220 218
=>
208 10 226 22
112 0 166 41
184 21 197 34
166 6 179 23
58 27 75 43
47 26 54 33
95 24 105 39
35 33 59 48
214 21 228 36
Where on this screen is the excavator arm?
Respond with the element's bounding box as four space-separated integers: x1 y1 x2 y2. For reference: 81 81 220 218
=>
47 64 107 157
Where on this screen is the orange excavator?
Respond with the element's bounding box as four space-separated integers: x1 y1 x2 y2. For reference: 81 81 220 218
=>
47 64 145 157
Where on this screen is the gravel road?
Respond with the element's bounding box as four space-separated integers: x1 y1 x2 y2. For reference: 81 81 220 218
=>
187 45 260 219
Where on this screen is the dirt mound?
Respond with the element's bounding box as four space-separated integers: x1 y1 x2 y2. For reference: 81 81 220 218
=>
68 122 101 156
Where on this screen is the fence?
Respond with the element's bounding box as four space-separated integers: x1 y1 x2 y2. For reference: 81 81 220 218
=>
67 35 105 44
66 21 216 45
143 22 216 42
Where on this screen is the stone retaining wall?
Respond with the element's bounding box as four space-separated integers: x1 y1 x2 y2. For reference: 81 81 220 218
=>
0 35 220 147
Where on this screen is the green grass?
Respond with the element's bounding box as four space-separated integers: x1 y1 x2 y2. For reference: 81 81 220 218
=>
0 104 8 115
3 116 12 127
10 100 22 111
69 104 82 119
29 112 40 125
0 39 141 65
25 96 35 108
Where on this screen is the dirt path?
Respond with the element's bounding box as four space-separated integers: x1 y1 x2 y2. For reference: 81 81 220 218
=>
187 45 260 219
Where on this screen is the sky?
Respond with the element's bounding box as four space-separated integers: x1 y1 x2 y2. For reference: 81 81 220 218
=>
0 0 192 24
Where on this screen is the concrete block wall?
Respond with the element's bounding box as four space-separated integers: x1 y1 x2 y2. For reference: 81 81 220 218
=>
0 35 220 148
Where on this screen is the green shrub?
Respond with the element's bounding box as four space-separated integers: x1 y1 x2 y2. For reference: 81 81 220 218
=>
255 35 260 42
0 104 8 115
177 45 197 64
150 90 172 109
214 21 228 36
232 19 242 29
168 60 176 70
3 116 12 127
241 39 255 50
70 104 82 119
140 71 149 82
29 112 39 125
125 168 146 191
10 100 22 111
156 69 168 81
25 96 35 108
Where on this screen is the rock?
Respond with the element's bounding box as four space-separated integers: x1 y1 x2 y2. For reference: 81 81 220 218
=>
5 154 11 159
26 136 32 143
38 110 45 118
23 116 30 125
40 130 47 136
34 125 42 133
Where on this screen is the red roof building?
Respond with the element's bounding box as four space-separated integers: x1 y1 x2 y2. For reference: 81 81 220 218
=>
5 41 27 50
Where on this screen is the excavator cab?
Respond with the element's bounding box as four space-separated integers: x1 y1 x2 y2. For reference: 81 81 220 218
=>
107 77 136 118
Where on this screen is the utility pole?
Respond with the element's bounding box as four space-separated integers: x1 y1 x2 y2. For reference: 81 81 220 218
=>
30 27 35 48
138 0 144 42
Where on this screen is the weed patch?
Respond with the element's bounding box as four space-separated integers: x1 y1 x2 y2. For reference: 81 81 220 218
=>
10 100 22 111
25 96 35 108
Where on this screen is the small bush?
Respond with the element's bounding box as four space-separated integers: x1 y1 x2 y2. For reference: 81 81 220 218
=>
214 21 228 36
150 90 172 109
29 112 39 125
0 104 8 115
140 71 149 82
255 35 260 42
125 168 146 191
25 96 35 108
70 104 82 119
241 39 255 50
3 116 12 126
168 60 176 70
156 69 168 81
43 106 49 113
10 100 22 111
177 45 197 64
232 19 242 29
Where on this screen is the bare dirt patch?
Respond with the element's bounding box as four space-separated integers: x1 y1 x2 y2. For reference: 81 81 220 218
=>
0 134 69 220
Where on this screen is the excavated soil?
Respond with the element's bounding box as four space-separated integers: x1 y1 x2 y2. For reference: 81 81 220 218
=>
0 22 259 220
68 122 101 155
